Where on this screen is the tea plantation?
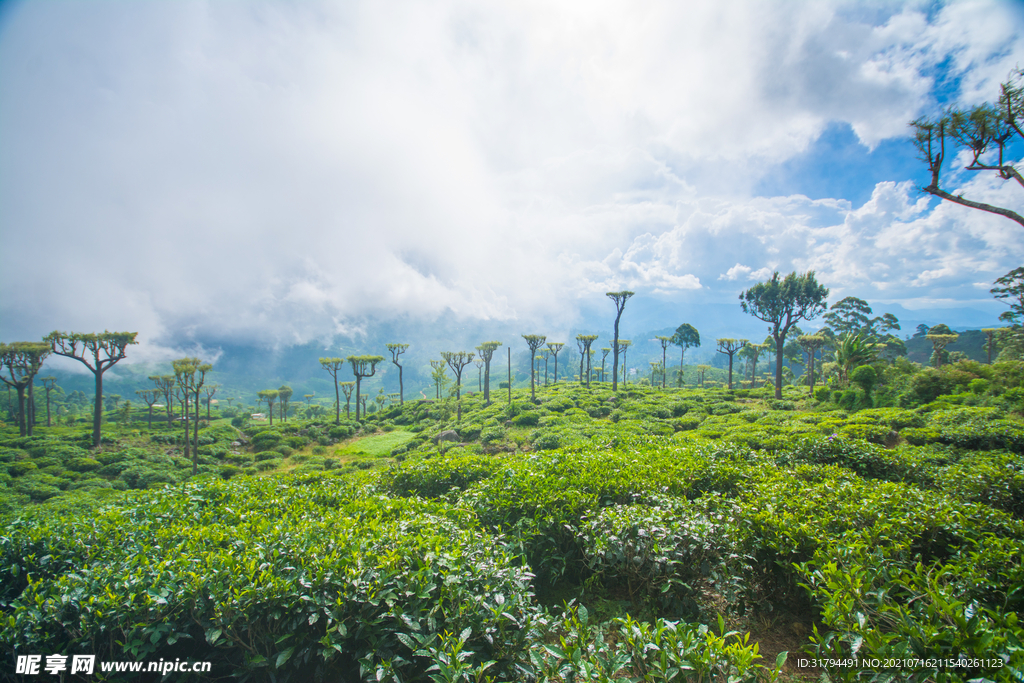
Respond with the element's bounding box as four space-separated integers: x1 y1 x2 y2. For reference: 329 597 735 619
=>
2 372 1023 681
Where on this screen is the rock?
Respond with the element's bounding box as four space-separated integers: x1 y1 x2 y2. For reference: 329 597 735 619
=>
434 430 460 444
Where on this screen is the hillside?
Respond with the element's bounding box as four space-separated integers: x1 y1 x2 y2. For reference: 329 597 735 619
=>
1 365 1023 682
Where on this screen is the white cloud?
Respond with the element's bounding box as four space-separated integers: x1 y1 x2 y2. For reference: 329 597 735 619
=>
1 0 1022 349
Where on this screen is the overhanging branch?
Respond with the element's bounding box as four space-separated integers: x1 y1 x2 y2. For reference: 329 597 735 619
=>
923 184 1024 227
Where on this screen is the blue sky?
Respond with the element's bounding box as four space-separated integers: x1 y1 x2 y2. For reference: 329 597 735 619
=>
1 0 1023 357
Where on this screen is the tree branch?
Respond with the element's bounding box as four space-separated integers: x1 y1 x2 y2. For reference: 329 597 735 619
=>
923 184 1024 227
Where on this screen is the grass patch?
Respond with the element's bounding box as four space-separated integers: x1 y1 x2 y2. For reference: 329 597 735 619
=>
334 430 415 459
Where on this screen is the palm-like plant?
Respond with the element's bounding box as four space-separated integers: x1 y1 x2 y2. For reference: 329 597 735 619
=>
833 332 877 384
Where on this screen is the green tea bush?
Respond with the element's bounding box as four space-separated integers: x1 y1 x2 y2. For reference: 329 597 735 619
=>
250 430 282 450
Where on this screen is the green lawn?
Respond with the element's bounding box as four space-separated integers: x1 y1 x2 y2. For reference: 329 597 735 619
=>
334 430 415 459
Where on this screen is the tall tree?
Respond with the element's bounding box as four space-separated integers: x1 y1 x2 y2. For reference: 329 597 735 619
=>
319 357 345 424
911 69 1024 228
340 382 355 419
257 389 279 427
546 342 564 384
616 340 632 386
654 336 671 388
473 358 484 392
575 335 598 389
599 348 611 383
40 376 58 427
174 358 211 473
203 383 220 421
386 343 410 405
739 271 830 399
430 360 448 399
476 342 501 406
797 334 828 394
927 325 959 368
606 291 635 391
716 339 747 390
277 385 293 422
981 328 1002 364
522 335 547 401
135 388 160 429
696 364 711 389
46 331 138 447
669 323 701 387
823 297 873 336
441 351 475 421
741 342 770 388
992 267 1024 325
0 343 50 437
347 355 384 421
150 375 176 425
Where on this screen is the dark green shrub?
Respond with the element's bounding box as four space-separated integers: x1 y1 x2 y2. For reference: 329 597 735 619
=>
275 445 294 457
249 431 282 450
118 467 177 490
512 412 539 427
67 457 101 472
814 387 831 402
255 451 280 462
329 425 352 439
219 464 243 479
481 427 505 444
7 461 37 477
837 390 858 410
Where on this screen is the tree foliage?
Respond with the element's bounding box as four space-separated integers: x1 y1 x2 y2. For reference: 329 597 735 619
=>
46 330 138 447
911 68 1024 227
606 291 635 391
739 271 829 398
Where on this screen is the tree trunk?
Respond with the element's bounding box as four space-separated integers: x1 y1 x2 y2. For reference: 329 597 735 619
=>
399 366 404 405
15 386 26 437
92 370 103 447
182 392 191 462
334 373 341 424
483 358 491 406
45 391 52 427
355 379 361 421
774 335 785 399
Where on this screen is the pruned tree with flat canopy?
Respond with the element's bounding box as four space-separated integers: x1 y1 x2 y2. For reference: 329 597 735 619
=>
546 342 564 385
616 339 632 386
522 335 546 401
386 343 410 405
40 376 59 427
150 374 175 425
654 336 671 388
606 291 634 391
347 355 384 421
716 339 748 390
175 357 212 473
46 331 137 447
319 357 345 424
0 342 50 437
739 271 829 399
475 341 501 406
257 389 279 427
576 335 598 388
441 351 475 421
136 388 160 429
797 334 828 394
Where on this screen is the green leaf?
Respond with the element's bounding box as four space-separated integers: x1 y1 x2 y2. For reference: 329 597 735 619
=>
276 647 295 669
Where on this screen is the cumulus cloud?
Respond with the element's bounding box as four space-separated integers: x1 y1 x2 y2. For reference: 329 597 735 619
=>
1 0 1022 350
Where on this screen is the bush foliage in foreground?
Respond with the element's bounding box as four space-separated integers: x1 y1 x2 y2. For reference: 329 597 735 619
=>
3 431 1023 681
